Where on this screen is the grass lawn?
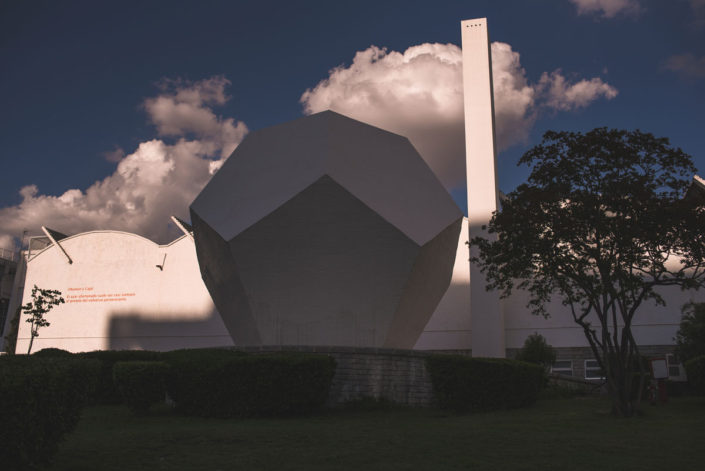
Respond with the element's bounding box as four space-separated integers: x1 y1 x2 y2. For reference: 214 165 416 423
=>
50 396 705 471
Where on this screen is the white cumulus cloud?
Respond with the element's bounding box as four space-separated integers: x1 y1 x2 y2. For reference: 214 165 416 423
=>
537 71 618 110
570 0 642 18
102 146 125 163
665 53 705 79
0 77 248 247
144 76 248 159
301 42 618 189
691 0 705 26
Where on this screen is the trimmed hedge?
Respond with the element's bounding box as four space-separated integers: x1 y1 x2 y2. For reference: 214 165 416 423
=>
77 350 163 404
426 355 544 412
32 347 74 358
685 355 705 395
161 348 249 417
113 361 170 414
0 356 100 470
164 349 336 417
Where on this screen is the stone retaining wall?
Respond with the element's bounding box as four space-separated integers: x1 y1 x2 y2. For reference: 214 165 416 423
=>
227 344 682 406
230 346 435 406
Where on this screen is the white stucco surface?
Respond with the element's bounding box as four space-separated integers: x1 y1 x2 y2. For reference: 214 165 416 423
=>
462 18 504 357
414 219 472 350
416 218 704 351
9 220 698 354
14 231 232 353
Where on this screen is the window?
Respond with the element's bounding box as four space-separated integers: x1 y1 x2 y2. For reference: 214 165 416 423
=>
551 360 573 376
584 359 604 380
666 354 681 377
666 354 686 380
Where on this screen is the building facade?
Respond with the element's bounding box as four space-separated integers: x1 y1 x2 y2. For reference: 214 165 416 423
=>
3 229 232 353
2 18 702 383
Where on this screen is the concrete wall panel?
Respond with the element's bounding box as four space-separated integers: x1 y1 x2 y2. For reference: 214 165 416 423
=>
225 175 421 347
385 219 462 349
15 231 232 353
191 210 261 345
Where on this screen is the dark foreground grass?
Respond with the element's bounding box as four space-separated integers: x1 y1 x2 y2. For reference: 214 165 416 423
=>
50 397 705 471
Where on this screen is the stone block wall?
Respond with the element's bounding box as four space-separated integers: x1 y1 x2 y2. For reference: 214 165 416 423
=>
231 345 435 406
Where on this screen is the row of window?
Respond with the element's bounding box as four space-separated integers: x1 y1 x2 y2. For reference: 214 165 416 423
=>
550 354 684 380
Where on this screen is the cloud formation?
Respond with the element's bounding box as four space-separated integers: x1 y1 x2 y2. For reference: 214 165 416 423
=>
102 147 125 163
0 45 618 250
690 0 705 27
301 42 618 189
144 76 247 159
570 0 642 18
665 53 705 79
0 77 248 248
536 71 618 110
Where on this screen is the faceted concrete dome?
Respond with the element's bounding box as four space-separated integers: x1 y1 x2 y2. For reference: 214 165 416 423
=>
190 111 463 348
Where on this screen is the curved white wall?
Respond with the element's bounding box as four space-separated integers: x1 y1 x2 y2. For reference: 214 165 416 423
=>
15 231 232 353
13 222 698 354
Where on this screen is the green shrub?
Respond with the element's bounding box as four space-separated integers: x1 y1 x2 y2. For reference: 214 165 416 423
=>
32 347 73 358
0 356 99 470
685 355 705 395
162 347 247 365
161 348 246 416
113 361 170 414
665 379 689 397
515 333 556 370
77 350 163 404
164 349 336 417
426 355 544 413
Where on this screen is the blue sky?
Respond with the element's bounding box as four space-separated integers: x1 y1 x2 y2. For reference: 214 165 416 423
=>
1 0 704 247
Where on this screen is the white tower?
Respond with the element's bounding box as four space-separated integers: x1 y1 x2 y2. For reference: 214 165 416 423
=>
461 18 505 357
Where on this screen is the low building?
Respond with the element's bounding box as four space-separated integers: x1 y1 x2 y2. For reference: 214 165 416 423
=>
3 227 233 353
4 209 701 382
0 247 18 340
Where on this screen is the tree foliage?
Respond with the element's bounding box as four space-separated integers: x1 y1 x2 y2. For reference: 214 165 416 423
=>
515 333 557 370
675 302 705 363
22 285 65 354
472 128 705 416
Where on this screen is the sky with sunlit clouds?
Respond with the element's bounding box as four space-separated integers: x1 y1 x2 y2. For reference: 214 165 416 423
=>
1 0 704 249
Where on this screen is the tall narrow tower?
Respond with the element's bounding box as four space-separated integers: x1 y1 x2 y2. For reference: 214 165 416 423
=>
461 18 505 357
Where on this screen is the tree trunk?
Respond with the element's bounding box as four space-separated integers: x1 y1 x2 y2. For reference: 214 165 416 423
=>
605 353 637 417
609 365 643 417
27 334 34 355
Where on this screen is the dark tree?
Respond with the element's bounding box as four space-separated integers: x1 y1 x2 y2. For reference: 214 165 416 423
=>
22 285 65 354
471 128 705 417
675 302 705 363
515 333 557 370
